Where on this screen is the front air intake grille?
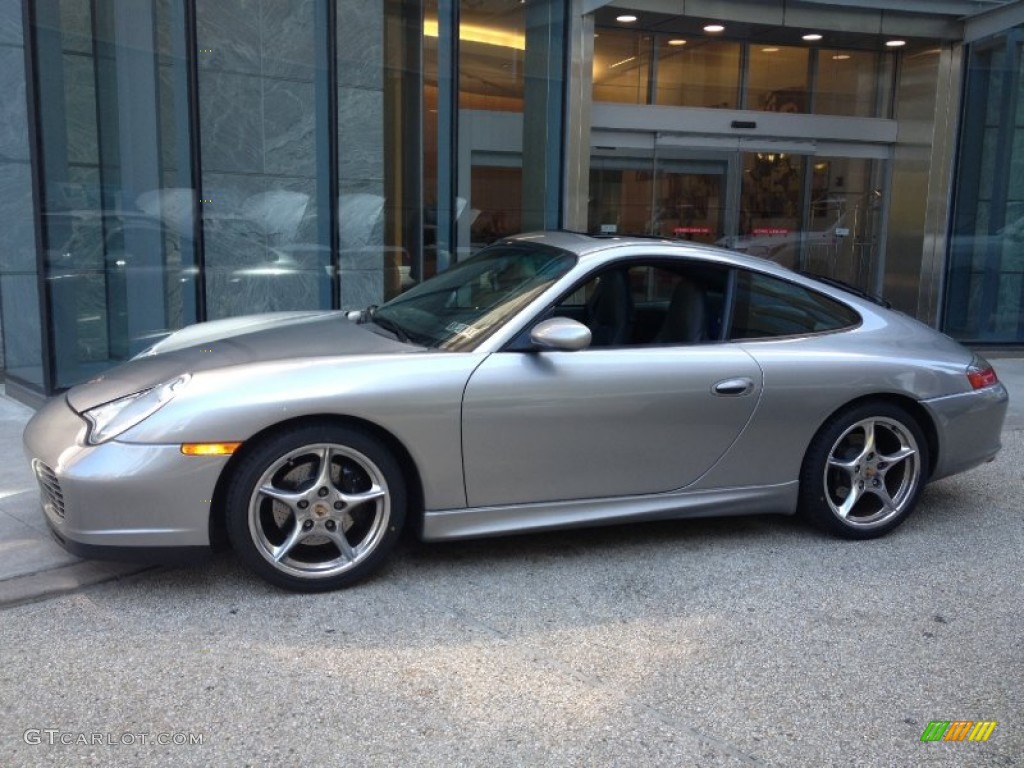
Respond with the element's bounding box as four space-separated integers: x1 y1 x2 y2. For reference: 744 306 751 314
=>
33 460 65 520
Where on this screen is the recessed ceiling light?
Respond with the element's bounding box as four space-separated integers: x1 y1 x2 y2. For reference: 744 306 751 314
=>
802 33 823 41
832 54 851 60
886 39 906 47
667 39 687 46
616 14 637 23
761 47 780 53
704 24 725 33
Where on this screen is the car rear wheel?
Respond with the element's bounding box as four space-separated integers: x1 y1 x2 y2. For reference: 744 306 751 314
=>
225 424 406 591
799 402 928 539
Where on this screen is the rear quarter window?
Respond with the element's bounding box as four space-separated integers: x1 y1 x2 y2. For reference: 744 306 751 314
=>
729 270 860 340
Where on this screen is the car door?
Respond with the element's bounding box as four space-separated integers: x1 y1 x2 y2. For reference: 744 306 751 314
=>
460 262 764 508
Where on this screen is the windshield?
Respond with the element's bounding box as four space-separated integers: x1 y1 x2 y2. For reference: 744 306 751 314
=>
370 243 576 350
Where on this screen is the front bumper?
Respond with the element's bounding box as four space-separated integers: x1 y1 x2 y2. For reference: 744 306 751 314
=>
23 395 229 560
923 382 1009 481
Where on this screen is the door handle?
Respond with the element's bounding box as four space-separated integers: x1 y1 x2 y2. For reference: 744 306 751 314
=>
712 377 754 396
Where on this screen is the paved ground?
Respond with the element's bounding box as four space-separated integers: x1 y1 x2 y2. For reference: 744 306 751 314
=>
0 358 1021 766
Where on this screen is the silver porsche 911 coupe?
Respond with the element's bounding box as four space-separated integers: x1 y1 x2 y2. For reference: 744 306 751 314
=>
24 231 1008 591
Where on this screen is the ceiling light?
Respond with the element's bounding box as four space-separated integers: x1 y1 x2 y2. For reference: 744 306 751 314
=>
704 24 725 33
802 33 823 41
616 14 637 23
761 47 779 53
668 39 687 46
886 39 906 47
832 54 851 60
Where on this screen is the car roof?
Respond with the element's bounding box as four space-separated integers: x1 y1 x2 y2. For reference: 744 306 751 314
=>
501 230 802 278
498 230 895 311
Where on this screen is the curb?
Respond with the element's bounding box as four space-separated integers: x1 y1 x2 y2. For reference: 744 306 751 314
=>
0 562 157 609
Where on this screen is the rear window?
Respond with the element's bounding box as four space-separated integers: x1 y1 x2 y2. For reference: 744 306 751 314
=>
729 271 860 340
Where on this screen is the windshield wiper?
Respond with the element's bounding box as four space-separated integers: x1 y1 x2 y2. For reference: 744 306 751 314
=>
363 306 410 342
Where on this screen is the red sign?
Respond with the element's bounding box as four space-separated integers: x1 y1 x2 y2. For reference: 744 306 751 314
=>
673 226 712 235
752 228 790 235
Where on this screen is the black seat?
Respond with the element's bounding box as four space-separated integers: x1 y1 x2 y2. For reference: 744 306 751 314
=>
654 278 706 344
586 270 633 346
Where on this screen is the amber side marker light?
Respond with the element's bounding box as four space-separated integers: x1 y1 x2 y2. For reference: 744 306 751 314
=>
181 442 242 456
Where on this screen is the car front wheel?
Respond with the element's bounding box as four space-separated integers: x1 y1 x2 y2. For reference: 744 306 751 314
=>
799 402 929 539
225 424 406 591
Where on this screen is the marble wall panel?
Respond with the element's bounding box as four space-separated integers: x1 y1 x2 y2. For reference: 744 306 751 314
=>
0 44 29 162
158 62 189 178
62 52 100 168
200 169 324 320
261 0 316 82
263 78 316 178
337 0 382 90
339 268 382 311
205 267 324 319
199 70 263 173
195 0 261 75
0 0 21 46
338 86 384 183
0 161 36 272
0 274 43 385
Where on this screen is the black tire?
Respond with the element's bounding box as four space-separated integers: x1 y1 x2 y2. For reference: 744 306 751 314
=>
798 402 929 539
225 424 406 591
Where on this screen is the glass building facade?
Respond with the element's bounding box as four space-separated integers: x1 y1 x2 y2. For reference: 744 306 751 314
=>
1 0 1023 403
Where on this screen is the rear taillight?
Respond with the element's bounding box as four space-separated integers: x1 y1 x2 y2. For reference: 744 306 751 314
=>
967 357 999 390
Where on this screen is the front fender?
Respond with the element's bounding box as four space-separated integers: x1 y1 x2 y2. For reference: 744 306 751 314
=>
118 353 483 510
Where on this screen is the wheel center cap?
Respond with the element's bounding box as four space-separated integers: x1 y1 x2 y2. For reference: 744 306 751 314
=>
312 502 330 518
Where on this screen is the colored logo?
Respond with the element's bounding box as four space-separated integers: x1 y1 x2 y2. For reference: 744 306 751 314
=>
920 721 997 742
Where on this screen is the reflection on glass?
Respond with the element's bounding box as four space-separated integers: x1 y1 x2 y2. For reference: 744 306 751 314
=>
735 152 806 267
947 33 1024 342
423 1 441 280
730 153 882 290
806 158 882 290
815 49 889 117
33 0 201 388
593 27 651 104
747 45 809 112
652 164 726 244
588 155 656 235
654 38 741 109
459 0 525 256
197 0 329 320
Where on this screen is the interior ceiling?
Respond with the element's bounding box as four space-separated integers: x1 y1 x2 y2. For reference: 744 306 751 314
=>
596 0 1024 43
601 0 1017 17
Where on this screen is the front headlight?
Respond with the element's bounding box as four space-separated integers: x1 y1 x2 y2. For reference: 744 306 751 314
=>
84 374 191 444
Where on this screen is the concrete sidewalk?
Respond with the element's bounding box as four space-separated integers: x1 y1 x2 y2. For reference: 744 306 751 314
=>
1 354 1021 607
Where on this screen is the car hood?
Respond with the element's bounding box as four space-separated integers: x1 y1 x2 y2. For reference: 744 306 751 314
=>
65 311 412 412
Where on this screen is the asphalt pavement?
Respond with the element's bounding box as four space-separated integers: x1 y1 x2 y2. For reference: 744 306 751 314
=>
0 356 1021 766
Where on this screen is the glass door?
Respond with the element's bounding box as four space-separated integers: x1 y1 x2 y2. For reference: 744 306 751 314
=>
588 146 732 244
730 152 885 293
587 139 887 295
651 153 729 244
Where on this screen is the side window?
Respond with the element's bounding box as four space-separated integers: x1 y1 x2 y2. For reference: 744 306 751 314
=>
728 271 860 340
549 261 728 348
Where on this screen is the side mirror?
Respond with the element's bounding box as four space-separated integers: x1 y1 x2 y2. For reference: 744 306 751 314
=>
529 317 592 351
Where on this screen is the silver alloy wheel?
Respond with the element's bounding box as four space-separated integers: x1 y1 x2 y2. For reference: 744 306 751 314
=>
247 442 390 579
823 416 921 528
